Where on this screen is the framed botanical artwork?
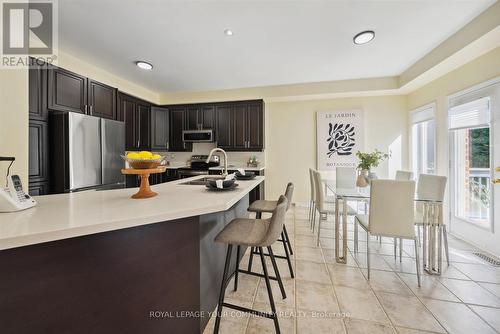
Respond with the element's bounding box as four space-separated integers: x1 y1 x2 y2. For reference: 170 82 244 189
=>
317 110 364 170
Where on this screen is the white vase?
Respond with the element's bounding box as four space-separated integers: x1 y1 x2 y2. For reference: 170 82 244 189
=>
356 170 369 187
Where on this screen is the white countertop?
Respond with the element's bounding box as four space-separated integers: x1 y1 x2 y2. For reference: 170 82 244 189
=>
0 175 264 250
209 165 265 171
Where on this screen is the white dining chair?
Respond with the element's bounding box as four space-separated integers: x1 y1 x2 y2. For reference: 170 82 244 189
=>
354 180 421 286
336 167 358 188
395 170 414 181
312 169 356 246
393 170 414 259
415 174 449 266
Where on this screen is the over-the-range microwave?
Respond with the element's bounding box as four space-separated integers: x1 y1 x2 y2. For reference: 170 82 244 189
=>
182 129 214 142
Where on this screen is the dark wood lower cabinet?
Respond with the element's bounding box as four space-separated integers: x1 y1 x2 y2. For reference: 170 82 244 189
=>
28 120 49 184
0 196 251 334
28 182 49 196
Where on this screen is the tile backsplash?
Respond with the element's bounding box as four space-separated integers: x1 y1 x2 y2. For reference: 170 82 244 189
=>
162 143 265 166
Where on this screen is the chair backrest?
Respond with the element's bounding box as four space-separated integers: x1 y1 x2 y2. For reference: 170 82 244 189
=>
415 174 447 223
395 170 414 181
260 195 288 246
284 182 294 211
336 167 357 188
368 180 416 239
417 174 447 201
312 169 326 212
309 168 315 201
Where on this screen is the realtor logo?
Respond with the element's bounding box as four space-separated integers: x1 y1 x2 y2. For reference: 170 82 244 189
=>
1 0 58 68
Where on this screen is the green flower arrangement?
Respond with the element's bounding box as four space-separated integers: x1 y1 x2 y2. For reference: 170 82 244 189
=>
356 149 390 170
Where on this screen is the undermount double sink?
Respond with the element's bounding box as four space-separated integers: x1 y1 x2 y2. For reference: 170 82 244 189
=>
179 176 226 186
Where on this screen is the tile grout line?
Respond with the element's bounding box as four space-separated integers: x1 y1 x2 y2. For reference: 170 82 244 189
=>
316 219 349 334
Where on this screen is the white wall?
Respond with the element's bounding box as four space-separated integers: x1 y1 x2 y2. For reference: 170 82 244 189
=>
265 96 408 203
0 70 28 185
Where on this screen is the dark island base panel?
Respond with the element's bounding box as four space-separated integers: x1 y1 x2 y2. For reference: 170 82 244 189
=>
0 195 250 334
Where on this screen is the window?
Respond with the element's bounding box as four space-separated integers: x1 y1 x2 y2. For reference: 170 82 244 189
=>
449 97 491 227
411 105 436 176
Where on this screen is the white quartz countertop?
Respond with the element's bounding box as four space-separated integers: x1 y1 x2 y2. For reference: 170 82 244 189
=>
209 165 265 171
0 175 264 250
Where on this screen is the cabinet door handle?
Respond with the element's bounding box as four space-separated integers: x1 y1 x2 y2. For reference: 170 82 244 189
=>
84 105 88 113
89 105 93 115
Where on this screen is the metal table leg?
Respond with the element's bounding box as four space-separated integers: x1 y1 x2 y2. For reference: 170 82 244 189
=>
423 203 442 275
335 196 341 262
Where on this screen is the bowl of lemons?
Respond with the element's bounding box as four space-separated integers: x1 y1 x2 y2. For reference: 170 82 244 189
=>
122 151 165 169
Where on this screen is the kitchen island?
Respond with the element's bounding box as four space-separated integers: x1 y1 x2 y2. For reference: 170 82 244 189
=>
0 175 264 334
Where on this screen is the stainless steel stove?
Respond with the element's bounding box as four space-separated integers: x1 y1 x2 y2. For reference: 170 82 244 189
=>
177 155 220 179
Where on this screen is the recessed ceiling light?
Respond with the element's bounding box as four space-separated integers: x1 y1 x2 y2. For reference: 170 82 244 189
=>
224 29 233 36
136 61 153 70
353 30 375 45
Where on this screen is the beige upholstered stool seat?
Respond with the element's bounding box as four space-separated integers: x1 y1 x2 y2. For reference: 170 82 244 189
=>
215 218 271 247
248 200 278 213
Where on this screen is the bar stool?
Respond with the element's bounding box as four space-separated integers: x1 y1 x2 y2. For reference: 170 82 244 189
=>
247 183 294 278
213 196 289 334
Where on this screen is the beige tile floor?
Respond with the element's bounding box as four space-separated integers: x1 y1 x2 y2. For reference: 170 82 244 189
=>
204 205 500 334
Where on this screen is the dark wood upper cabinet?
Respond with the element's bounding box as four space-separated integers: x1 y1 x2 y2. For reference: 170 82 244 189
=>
87 79 117 120
118 93 151 151
247 102 264 150
186 106 200 130
186 105 215 130
161 99 264 152
119 93 137 150
136 102 151 150
231 100 264 151
232 104 248 150
200 105 215 129
169 107 191 151
215 105 232 149
29 63 47 121
48 67 87 114
151 107 169 151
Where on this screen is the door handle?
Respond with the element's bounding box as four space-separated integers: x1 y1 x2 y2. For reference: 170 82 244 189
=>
493 179 500 184
85 105 88 113
496 167 500 172
89 105 93 115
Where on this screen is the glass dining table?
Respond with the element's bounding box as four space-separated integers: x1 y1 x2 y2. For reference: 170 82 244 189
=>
324 181 445 275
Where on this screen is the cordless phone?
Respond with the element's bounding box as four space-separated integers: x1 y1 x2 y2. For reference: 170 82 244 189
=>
0 175 37 212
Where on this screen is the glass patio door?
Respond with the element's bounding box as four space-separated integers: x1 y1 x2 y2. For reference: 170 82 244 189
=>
449 83 500 254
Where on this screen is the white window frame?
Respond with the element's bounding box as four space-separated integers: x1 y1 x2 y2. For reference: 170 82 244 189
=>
410 103 437 177
448 79 498 232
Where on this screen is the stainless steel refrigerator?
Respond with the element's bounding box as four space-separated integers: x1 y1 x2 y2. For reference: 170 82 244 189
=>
50 112 125 193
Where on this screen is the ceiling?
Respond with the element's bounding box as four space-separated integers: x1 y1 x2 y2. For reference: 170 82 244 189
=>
59 0 496 93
